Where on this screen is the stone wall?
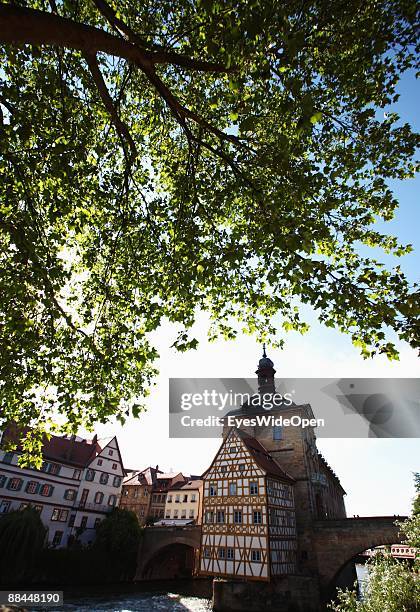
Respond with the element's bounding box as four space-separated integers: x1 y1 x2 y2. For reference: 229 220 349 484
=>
213 577 320 612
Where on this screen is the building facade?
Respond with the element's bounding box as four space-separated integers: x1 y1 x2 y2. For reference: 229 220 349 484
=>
164 479 203 524
0 429 124 547
120 468 188 524
199 428 297 580
199 349 347 583
120 466 160 526
149 472 186 521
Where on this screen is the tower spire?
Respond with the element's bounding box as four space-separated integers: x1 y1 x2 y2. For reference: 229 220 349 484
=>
256 345 276 394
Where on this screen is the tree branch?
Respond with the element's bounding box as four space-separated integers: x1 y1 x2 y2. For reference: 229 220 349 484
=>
0 4 230 73
83 51 137 159
91 0 233 73
140 62 247 148
0 217 90 339
0 4 247 171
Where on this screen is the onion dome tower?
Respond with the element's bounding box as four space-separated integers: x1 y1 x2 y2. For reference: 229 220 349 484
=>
256 344 276 394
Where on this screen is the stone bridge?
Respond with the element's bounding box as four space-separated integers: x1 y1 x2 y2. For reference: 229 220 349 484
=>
135 517 406 588
135 525 201 580
312 516 407 589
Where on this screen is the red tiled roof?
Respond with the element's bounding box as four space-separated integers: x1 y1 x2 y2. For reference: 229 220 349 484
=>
123 466 161 486
43 435 100 467
180 479 203 490
168 479 202 491
2 425 101 468
235 429 295 483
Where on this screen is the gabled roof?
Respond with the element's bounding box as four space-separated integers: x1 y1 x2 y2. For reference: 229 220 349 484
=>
156 472 181 480
123 466 161 486
43 435 101 467
201 428 295 483
180 479 203 490
169 479 203 491
235 429 295 483
1 425 101 468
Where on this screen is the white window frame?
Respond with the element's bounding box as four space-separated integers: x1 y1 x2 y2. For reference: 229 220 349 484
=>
250 482 258 495
234 510 242 524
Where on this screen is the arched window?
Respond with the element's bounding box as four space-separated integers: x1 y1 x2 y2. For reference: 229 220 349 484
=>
108 494 116 507
100 473 109 485
85 469 95 482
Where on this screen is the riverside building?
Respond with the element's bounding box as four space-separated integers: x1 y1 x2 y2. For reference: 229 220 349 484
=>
120 467 187 524
0 428 124 547
199 348 346 583
163 478 203 525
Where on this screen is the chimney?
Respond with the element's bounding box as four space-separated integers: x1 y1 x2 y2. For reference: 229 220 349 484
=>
92 434 98 444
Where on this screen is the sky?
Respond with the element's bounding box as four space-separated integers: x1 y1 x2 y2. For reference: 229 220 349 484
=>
85 70 419 519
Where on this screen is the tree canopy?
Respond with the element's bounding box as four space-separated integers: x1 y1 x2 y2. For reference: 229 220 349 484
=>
0 506 46 583
93 507 142 579
0 0 419 462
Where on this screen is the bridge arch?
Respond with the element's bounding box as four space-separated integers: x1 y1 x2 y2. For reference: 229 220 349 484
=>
141 542 196 580
312 516 406 591
135 526 201 581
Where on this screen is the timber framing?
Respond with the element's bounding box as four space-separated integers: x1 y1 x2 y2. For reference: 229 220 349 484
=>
199 428 297 581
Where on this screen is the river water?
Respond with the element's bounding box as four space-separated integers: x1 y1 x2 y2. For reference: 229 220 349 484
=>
27 583 212 612
26 568 368 611
54 592 211 611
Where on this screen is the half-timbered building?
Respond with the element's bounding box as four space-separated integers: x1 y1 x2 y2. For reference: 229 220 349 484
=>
199 427 297 581
199 347 347 584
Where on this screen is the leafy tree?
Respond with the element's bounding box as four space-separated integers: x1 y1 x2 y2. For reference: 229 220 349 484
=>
0 506 46 584
93 507 142 579
0 1 419 462
413 472 420 517
329 475 420 611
